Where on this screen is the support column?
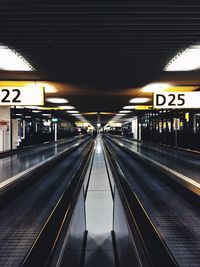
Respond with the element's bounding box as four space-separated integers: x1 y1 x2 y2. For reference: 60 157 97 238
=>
12 119 19 149
54 122 57 142
131 116 138 139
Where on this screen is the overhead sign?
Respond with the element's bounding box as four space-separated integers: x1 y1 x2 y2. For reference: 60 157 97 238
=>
135 105 153 110
75 122 89 127
154 92 200 109
0 86 44 106
110 122 122 127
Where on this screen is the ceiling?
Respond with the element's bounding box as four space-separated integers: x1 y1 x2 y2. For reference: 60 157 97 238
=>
1 0 200 124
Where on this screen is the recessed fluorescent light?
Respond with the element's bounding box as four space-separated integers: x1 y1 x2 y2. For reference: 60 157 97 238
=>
129 97 150 104
46 98 68 104
58 106 74 110
142 83 171 93
16 114 22 116
119 110 131 113
42 114 51 116
14 106 25 109
0 44 34 71
34 83 57 93
123 106 135 109
32 110 41 113
165 45 200 71
24 106 39 109
66 110 79 114
116 114 126 116
43 85 57 93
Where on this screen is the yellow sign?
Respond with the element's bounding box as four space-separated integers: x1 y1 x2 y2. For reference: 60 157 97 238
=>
135 105 153 110
0 86 44 106
154 92 200 109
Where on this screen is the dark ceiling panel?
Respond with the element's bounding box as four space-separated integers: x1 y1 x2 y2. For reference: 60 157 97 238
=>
1 0 200 122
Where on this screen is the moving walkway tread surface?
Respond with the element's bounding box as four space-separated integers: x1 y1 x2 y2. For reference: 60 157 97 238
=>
105 137 200 267
111 135 200 183
0 138 92 266
0 136 85 184
84 136 115 267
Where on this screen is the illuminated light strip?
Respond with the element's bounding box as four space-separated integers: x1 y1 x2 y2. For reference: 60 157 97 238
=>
40 107 74 110
165 44 200 71
0 45 34 71
142 83 171 93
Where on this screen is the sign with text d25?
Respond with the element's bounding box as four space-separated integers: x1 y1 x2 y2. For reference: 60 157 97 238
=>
153 92 200 109
0 86 44 106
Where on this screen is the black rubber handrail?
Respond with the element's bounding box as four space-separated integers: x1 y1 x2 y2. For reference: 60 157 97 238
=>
103 137 178 267
21 138 95 267
0 135 83 159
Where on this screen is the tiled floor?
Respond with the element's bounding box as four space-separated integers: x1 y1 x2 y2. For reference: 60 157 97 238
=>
84 135 115 267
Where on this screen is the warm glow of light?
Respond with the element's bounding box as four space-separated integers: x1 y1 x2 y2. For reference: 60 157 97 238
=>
0 45 34 71
119 110 131 113
142 83 171 93
0 81 58 94
123 106 135 109
46 98 68 104
58 106 74 110
129 97 150 104
66 110 79 114
40 106 74 110
24 106 39 109
100 112 116 115
82 112 97 115
42 114 51 116
32 110 41 113
38 84 57 93
165 45 200 71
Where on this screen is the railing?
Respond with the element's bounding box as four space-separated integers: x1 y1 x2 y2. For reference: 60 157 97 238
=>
21 138 95 267
103 137 178 267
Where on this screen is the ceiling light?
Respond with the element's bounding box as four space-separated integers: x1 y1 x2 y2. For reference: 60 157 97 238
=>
119 110 131 113
24 106 39 109
66 110 79 114
42 85 57 93
165 45 200 71
32 110 41 113
42 114 51 116
116 114 126 116
123 106 135 109
46 98 68 104
142 83 171 93
129 97 150 104
0 44 34 71
58 106 74 110
14 106 24 109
